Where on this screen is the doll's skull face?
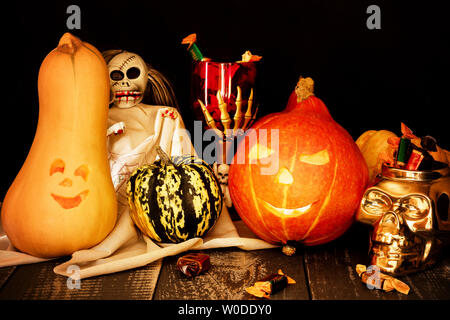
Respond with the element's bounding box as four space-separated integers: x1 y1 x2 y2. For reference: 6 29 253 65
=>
356 165 450 275
108 52 148 108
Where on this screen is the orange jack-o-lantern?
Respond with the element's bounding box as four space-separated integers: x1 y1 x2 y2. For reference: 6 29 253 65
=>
49 159 90 209
229 77 368 250
1 33 117 258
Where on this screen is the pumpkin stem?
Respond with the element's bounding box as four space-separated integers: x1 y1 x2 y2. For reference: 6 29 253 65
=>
156 146 172 165
295 76 315 103
281 244 297 256
57 32 82 55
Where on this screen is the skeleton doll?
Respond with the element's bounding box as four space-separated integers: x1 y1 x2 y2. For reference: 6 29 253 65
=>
356 163 450 275
103 50 194 207
214 163 232 208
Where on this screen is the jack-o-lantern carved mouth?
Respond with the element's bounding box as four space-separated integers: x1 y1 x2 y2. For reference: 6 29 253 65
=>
51 190 89 209
261 199 316 217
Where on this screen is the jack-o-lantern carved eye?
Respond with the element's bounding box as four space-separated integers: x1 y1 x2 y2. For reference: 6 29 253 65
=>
275 167 294 185
74 164 89 182
248 144 275 161
50 159 65 175
299 149 330 165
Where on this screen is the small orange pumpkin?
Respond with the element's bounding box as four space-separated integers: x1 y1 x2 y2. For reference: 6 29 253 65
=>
356 130 397 184
1 33 117 258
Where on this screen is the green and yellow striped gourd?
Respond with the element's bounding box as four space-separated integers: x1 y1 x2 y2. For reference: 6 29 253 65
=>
127 147 222 243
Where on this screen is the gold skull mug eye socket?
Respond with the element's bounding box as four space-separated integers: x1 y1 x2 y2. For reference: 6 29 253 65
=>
362 190 392 216
393 195 430 220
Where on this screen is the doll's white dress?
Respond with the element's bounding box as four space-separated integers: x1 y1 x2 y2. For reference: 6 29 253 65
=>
107 103 194 209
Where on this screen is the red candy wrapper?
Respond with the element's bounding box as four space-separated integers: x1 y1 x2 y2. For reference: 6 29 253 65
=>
406 149 425 170
401 123 418 140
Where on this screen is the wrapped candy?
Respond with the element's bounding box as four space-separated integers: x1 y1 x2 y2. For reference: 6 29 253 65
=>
356 264 410 295
245 270 295 298
176 253 211 277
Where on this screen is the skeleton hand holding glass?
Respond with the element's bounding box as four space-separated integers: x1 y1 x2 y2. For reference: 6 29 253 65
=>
191 60 259 209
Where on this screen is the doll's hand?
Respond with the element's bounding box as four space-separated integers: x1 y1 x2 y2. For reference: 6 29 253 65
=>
107 122 126 136
160 107 178 120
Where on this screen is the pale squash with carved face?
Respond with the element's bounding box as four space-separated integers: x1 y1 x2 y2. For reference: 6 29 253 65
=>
229 77 368 248
1 33 117 258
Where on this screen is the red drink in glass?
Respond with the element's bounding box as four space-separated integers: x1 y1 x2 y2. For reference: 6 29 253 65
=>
191 61 258 132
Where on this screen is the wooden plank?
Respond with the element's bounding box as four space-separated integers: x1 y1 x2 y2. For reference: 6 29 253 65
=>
303 223 450 300
153 247 310 300
0 203 18 290
0 258 162 300
401 256 450 299
0 266 16 289
2 224 447 300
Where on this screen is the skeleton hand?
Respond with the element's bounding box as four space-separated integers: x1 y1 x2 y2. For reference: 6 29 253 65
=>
197 86 258 141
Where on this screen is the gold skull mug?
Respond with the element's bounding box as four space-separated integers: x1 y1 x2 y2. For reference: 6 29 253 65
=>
356 162 450 275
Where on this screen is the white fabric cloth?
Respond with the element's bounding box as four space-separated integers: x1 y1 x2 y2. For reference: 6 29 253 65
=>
0 104 276 278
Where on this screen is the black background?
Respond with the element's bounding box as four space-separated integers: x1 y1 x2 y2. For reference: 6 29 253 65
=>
1 0 449 199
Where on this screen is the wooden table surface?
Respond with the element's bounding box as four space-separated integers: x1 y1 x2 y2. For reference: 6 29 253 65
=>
1 222 449 301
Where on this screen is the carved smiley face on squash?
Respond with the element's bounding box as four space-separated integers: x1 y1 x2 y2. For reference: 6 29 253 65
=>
49 159 90 209
248 143 331 218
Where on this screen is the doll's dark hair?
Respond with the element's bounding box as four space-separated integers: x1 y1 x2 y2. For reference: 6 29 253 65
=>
102 50 179 110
